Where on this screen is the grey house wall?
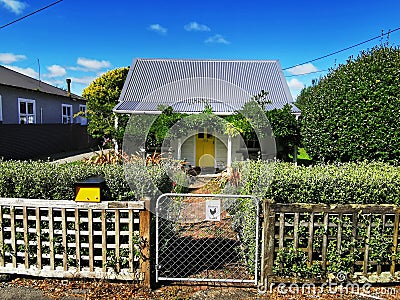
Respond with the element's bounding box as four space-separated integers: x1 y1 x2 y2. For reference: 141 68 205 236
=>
0 85 86 124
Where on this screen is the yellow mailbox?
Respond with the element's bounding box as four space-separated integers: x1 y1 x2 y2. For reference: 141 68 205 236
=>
75 176 105 202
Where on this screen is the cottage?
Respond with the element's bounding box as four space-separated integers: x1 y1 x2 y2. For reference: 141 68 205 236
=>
113 59 299 169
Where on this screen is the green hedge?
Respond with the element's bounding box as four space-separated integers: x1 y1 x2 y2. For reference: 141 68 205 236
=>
298 46 400 163
0 160 172 201
233 160 400 205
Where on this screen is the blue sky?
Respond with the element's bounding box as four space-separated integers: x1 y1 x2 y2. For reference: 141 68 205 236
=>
1 0 400 99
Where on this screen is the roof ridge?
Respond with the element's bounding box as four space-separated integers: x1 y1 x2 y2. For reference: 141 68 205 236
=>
0 65 83 99
136 58 278 63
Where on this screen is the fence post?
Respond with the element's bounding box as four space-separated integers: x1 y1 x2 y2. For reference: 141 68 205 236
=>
261 201 275 289
139 209 152 288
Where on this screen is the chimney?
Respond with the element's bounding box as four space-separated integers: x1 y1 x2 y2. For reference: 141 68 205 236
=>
66 78 71 97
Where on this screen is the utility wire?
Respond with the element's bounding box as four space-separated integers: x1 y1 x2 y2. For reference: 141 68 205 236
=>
0 0 63 30
282 27 400 70
285 69 329 77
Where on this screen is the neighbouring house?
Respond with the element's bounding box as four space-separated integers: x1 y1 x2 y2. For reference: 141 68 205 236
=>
113 58 299 170
0 65 97 160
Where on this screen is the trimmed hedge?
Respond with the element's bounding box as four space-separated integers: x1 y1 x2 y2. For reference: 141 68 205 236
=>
299 46 400 163
0 161 136 201
233 160 400 205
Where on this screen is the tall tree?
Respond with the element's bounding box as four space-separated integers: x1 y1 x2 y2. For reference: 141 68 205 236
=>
82 67 129 148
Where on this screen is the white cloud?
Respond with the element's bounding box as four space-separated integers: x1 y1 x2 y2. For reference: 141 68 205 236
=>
148 24 167 34
5 65 38 78
45 64 66 78
77 57 111 71
0 0 27 14
68 76 96 85
0 52 26 64
287 78 305 90
287 63 318 75
184 21 210 32
205 34 230 44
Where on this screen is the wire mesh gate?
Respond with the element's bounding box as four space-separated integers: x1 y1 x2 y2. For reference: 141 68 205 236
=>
156 193 259 284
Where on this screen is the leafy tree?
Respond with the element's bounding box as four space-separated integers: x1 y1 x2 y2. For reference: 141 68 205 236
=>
295 81 317 111
300 46 400 163
225 102 300 161
82 67 129 148
266 104 300 161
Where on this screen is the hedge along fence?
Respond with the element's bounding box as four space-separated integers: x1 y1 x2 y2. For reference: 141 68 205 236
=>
228 160 400 284
234 160 400 205
0 160 173 285
0 160 174 201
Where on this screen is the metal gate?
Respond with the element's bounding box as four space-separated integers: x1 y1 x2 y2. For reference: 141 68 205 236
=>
156 193 259 284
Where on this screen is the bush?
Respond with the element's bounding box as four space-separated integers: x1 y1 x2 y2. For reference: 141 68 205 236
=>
230 160 400 205
299 46 400 164
230 160 400 279
0 160 175 201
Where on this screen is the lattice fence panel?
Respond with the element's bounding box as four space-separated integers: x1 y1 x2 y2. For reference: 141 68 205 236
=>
0 199 144 280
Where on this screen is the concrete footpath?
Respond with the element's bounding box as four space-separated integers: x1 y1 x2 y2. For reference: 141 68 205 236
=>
49 150 98 164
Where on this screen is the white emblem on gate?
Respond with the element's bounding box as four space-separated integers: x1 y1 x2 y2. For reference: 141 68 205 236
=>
205 199 220 221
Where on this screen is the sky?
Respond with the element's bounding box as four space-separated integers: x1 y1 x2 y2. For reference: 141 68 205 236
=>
1 0 400 99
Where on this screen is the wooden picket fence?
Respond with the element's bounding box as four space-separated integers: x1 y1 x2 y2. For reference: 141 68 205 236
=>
0 198 150 282
261 202 400 285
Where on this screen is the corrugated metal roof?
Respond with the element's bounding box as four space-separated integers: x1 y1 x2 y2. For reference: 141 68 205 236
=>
113 59 299 114
0 65 84 101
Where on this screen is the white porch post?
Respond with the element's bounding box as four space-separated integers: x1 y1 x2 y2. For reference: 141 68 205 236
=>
227 135 232 168
113 114 119 152
177 138 182 160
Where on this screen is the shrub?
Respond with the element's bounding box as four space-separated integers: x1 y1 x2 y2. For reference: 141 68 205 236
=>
299 46 400 164
230 160 400 205
0 160 175 201
230 160 400 280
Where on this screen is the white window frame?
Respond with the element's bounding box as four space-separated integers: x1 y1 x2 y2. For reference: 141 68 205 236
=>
78 104 87 125
62 104 73 124
18 98 36 124
0 94 3 123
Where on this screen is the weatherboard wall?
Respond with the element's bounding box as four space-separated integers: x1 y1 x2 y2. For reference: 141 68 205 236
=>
0 85 86 124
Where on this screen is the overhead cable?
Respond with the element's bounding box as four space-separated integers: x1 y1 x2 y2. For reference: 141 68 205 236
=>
282 27 400 70
0 0 63 30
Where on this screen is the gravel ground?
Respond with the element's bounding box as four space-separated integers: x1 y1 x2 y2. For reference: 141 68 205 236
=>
0 283 52 300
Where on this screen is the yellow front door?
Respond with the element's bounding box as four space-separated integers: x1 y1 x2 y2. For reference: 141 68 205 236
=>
196 130 215 167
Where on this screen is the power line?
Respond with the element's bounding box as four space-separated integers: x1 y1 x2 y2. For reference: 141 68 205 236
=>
0 0 63 30
285 69 329 77
282 27 400 70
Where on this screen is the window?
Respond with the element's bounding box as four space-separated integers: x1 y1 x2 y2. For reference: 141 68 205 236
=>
77 104 87 125
62 104 73 124
18 99 36 124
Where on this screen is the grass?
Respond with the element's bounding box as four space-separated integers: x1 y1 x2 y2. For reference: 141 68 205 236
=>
289 148 312 160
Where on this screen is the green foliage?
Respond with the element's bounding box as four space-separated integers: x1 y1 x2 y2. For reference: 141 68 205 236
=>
300 46 400 163
82 67 130 147
233 160 400 205
229 160 400 279
0 160 175 201
225 102 300 160
274 246 322 278
269 161 400 205
266 104 301 161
